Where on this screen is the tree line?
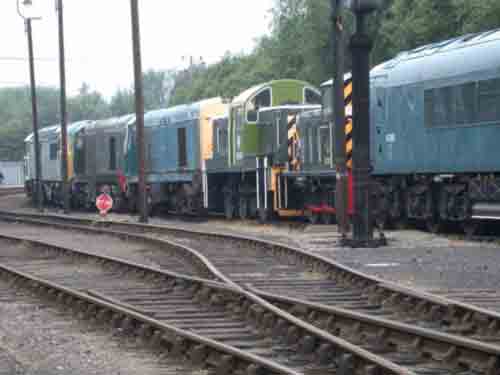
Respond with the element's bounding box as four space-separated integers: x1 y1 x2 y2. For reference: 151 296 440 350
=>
1 0 499 161
0 70 173 161
169 0 500 104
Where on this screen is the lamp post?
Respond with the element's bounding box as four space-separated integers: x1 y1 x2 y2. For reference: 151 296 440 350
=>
331 0 348 238
130 0 148 223
343 0 386 247
17 0 43 212
56 0 70 214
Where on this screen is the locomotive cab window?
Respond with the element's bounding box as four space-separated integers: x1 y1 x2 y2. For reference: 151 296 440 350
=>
308 127 314 164
234 107 244 160
177 127 187 168
318 126 331 166
127 126 136 150
109 137 117 171
425 78 500 128
74 136 85 174
478 78 500 122
247 88 271 122
49 143 59 161
304 87 321 105
321 85 333 119
216 124 228 156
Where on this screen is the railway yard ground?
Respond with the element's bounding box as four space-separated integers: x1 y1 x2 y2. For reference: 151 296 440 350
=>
1 193 500 374
2 193 499 294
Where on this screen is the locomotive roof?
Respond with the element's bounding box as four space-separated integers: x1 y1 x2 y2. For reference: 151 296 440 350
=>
24 124 59 143
231 79 316 106
66 120 94 136
371 28 500 86
143 102 200 127
139 98 223 127
24 121 93 142
86 114 134 132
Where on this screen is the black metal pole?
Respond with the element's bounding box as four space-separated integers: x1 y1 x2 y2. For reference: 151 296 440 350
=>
26 18 43 212
130 0 148 223
57 0 70 213
350 13 373 244
332 0 348 237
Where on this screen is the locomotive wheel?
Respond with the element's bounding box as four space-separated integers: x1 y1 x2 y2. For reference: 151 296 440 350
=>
258 208 269 223
320 213 333 225
128 195 138 213
113 198 123 213
394 217 408 230
462 221 479 239
239 197 249 220
224 195 234 220
375 212 390 230
248 197 258 218
425 217 442 234
147 195 154 217
308 212 320 225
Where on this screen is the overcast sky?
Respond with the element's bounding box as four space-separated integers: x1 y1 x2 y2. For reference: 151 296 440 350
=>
0 0 273 98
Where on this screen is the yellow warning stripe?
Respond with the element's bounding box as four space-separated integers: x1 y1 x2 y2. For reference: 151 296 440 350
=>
345 119 353 135
344 81 353 101
346 135 353 152
287 124 297 139
287 114 300 170
344 79 353 170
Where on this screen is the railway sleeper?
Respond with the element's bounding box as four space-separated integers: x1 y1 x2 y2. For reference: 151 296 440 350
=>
0 236 421 375
2 213 496 347
252 290 500 375
0 267 296 375
5 215 500 373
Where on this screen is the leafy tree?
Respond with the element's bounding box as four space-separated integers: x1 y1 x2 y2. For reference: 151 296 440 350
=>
109 70 175 115
68 83 110 121
143 69 175 110
0 86 60 161
3 1 500 160
110 88 134 116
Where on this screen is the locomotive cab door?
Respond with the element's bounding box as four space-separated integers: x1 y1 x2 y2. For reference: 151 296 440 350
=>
372 86 387 167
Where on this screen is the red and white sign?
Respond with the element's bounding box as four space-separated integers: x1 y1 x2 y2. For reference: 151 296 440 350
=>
96 193 113 216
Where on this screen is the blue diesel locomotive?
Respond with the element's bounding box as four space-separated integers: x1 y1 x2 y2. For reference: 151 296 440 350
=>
367 29 500 233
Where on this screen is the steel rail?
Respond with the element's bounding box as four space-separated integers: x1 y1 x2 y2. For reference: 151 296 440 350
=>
0 233 414 375
0 263 297 375
0 211 224 282
0 269 207 375
247 286 500 375
2 209 500 346
1 211 500 373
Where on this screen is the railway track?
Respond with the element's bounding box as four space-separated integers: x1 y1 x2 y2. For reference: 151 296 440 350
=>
0 227 499 374
0 233 420 375
2 211 500 346
429 289 500 313
0 276 207 375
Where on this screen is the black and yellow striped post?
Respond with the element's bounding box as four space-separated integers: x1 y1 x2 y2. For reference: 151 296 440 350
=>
344 1 386 247
344 77 353 170
332 0 349 236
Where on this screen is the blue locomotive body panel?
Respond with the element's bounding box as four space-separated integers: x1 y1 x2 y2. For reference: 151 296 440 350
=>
371 29 500 176
125 103 201 184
